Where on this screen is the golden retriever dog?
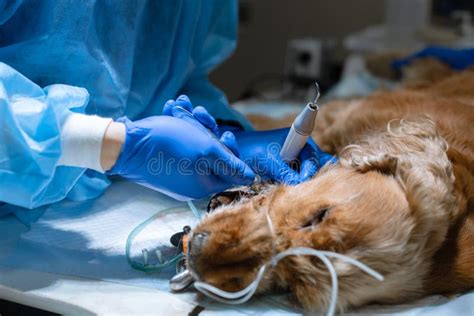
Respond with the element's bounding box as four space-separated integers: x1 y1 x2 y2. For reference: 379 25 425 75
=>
186 69 474 312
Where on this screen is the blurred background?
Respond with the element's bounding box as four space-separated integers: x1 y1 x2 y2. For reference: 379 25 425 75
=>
209 0 474 129
212 0 385 101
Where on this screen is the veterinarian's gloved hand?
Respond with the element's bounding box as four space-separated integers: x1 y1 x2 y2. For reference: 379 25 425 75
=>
392 46 474 70
163 96 335 185
108 98 255 201
231 129 335 184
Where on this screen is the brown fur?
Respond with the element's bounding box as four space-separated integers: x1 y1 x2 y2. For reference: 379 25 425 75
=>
188 70 474 312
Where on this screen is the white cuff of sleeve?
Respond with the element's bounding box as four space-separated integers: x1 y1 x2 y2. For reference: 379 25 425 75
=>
57 113 113 173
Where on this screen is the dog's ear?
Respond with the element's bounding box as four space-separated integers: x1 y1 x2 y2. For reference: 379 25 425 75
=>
340 119 457 252
340 119 449 174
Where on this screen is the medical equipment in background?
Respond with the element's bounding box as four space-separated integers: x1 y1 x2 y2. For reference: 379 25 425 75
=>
238 38 339 102
285 39 323 83
280 83 320 162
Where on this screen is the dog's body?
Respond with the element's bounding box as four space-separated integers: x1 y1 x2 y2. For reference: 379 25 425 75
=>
188 70 474 312
314 72 474 298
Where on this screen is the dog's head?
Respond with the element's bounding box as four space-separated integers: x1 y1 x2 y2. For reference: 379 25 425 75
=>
188 119 457 311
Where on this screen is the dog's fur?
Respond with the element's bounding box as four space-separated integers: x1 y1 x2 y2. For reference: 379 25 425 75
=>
188 69 474 312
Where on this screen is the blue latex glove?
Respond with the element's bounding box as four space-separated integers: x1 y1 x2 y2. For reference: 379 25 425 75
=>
232 129 335 184
392 46 474 70
164 96 335 185
108 98 255 201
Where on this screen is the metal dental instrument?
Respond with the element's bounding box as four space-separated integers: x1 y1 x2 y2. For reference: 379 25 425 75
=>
170 269 194 292
280 82 320 162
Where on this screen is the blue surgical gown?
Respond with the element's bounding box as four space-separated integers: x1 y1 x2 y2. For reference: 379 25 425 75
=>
0 0 247 211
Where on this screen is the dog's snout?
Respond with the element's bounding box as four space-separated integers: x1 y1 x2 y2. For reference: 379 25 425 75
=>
189 232 208 255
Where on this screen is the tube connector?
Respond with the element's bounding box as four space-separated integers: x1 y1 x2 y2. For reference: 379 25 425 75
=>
142 248 149 266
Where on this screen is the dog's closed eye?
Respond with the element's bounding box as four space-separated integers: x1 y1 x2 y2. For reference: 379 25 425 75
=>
301 207 331 229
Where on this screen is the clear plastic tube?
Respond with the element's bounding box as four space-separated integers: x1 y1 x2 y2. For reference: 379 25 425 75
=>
126 206 185 272
126 201 202 272
193 246 384 314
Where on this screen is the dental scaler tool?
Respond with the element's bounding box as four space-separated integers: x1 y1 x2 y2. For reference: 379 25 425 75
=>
280 82 320 162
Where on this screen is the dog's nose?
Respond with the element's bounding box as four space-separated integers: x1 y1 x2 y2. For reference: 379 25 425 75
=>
189 232 208 256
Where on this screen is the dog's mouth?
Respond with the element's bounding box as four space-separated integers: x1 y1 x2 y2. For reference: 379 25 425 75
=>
206 181 273 212
207 189 259 212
